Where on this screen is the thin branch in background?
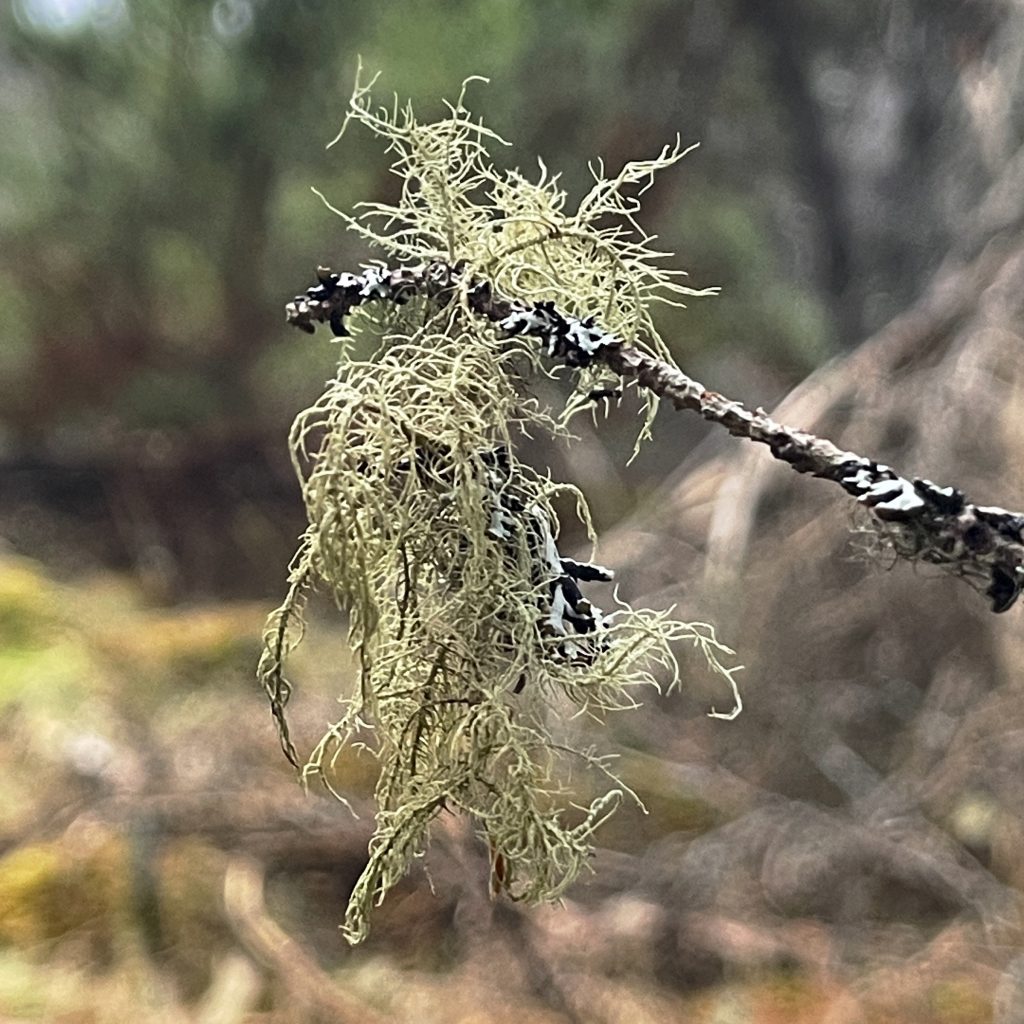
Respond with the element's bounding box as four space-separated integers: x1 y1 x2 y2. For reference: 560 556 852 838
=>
223 855 391 1024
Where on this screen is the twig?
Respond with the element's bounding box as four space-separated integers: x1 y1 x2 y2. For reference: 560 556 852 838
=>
223 855 391 1024
195 953 263 1024
285 262 1024 613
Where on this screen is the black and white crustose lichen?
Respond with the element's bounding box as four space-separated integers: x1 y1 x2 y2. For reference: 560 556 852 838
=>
287 261 1024 615
479 444 614 670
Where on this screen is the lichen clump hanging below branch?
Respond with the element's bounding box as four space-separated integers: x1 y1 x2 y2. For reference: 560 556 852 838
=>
258 72 739 945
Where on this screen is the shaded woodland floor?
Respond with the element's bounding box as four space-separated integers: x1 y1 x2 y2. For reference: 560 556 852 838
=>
0 431 1019 1024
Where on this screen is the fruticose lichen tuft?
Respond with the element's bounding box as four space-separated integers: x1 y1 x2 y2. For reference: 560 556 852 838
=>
259 69 739 944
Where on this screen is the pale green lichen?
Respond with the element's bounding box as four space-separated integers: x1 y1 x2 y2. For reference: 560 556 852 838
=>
259 69 739 945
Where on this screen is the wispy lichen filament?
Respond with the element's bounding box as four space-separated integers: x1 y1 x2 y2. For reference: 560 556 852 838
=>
260 72 739 944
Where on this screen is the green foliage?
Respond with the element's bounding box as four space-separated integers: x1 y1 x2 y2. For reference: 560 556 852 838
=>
260 76 740 944
0 0 831 457
0 557 58 651
674 188 833 372
0 837 127 951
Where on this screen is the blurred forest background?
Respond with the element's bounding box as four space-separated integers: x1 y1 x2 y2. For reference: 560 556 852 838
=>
3 0 1024 1021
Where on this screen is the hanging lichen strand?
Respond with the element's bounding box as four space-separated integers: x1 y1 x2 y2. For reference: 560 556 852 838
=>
258 72 740 945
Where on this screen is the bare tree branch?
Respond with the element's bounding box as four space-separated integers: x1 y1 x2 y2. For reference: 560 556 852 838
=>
284 262 1024 613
